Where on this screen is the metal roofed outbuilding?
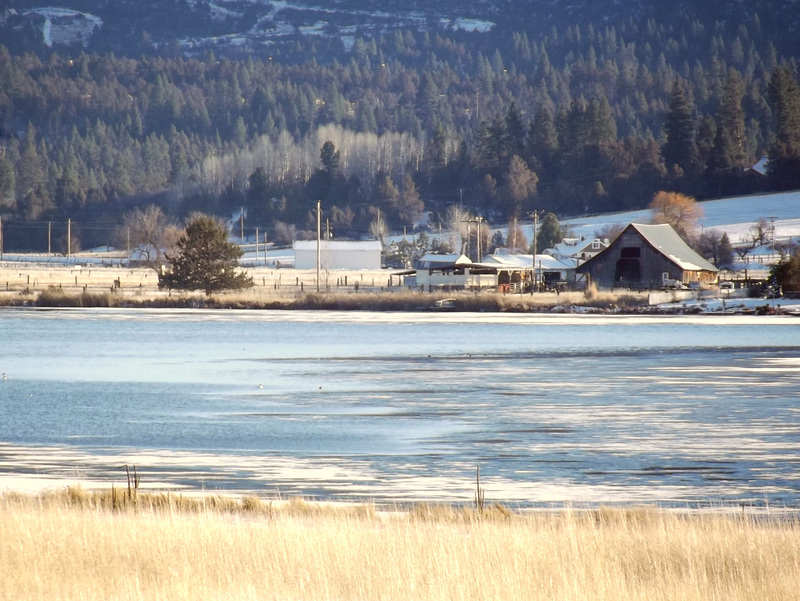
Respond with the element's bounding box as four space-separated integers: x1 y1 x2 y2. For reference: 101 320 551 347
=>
575 223 718 289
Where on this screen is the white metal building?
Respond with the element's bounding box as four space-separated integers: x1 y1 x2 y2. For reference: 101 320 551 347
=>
292 240 382 270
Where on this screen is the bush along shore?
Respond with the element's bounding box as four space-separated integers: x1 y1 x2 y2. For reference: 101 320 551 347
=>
0 285 667 313
0 286 795 315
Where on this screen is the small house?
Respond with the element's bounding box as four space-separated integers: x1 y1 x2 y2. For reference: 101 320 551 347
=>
544 237 609 264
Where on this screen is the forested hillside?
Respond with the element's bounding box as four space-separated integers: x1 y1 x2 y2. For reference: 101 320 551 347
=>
1 0 800 251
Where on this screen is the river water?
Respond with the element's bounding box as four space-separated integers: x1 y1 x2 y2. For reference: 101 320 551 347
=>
1 308 799 507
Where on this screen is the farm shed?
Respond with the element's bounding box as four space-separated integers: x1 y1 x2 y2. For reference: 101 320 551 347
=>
411 253 573 292
293 240 382 270
575 223 718 289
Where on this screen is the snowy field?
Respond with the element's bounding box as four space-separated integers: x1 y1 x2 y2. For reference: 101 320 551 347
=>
559 190 800 247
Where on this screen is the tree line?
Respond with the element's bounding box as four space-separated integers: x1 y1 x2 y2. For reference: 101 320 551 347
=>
1 11 800 252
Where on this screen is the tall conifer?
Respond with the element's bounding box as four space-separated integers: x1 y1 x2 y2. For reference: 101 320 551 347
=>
662 81 698 175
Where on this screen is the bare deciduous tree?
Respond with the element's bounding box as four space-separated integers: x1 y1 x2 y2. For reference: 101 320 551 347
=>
750 217 770 248
594 222 626 244
442 204 470 256
505 218 529 253
195 125 424 201
368 208 387 245
649 191 703 242
505 155 538 215
272 221 297 246
116 205 180 272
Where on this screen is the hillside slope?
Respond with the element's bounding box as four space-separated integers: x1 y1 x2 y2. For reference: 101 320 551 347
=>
3 0 799 59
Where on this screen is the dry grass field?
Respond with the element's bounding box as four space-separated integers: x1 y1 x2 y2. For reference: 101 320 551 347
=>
1 489 798 601
0 258 392 301
0 258 646 310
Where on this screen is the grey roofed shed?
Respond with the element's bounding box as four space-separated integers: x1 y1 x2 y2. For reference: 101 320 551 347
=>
576 223 718 289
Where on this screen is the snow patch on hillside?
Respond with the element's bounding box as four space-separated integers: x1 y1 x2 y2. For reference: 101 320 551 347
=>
440 17 495 32
23 7 102 47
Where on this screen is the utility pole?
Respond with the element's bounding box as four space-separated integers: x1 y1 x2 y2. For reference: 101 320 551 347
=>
67 218 71 258
316 200 321 293
0 217 3 260
529 211 539 293
462 216 486 262
255 226 259 262
511 216 517 252
769 216 776 255
240 207 244 244
476 216 484 262
48 221 52 255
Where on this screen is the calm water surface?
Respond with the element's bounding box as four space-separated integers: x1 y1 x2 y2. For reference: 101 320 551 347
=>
1 308 799 507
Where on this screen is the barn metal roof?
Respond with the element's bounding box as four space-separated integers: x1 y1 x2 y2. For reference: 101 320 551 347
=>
628 223 718 272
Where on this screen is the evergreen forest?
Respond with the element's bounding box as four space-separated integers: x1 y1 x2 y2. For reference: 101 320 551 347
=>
1 6 800 252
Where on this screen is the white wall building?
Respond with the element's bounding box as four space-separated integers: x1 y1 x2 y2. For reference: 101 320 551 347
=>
293 240 382 270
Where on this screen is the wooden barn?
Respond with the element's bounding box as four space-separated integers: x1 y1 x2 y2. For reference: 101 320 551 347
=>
576 223 718 289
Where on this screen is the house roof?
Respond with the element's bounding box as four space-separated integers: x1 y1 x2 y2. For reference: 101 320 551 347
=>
546 237 607 258
417 253 470 267
579 223 718 272
483 254 572 270
748 156 769 176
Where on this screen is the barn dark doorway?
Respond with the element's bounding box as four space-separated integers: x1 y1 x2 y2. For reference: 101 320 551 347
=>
615 247 642 285
615 259 641 284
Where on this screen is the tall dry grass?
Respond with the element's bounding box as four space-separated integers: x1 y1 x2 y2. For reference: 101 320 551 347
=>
2 490 798 601
0 262 649 311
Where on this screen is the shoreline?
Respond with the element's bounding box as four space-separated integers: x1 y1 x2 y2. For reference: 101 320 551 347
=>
2 442 798 512
2 261 797 314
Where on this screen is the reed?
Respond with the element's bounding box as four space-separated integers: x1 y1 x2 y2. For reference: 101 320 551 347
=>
2 490 798 601
36 287 120 307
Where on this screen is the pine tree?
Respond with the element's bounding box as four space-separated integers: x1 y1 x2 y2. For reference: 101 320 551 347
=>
585 96 616 146
662 81 699 175
396 173 424 225
534 212 563 253
505 103 527 159
766 65 800 190
528 105 559 174
161 214 253 295
375 173 401 224
716 71 746 169
719 232 734 268
17 123 44 205
0 154 15 209
320 140 341 176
